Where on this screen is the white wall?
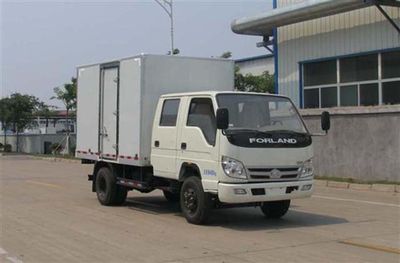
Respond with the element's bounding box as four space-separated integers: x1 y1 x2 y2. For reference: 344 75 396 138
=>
276 0 400 106
236 56 274 76
0 134 76 154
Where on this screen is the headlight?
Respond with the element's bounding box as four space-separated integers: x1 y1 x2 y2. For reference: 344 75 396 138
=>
221 156 247 179
300 159 314 178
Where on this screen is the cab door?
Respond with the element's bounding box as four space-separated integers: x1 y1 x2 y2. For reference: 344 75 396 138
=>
177 97 219 184
151 98 182 178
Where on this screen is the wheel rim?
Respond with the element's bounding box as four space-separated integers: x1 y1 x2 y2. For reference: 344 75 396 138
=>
183 187 198 214
97 175 107 198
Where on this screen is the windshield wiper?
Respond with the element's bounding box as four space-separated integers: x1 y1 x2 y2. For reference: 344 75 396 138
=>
260 129 308 136
225 129 308 136
225 128 265 136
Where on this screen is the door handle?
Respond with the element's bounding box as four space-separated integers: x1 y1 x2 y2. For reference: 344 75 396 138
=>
154 140 160 147
181 142 187 150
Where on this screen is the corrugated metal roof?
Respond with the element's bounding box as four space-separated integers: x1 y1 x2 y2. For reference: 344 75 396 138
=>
231 0 400 36
235 54 274 63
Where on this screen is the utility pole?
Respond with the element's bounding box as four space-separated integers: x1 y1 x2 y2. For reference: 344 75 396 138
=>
154 0 174 54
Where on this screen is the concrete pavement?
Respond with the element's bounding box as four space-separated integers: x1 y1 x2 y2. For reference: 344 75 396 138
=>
0 155 399 263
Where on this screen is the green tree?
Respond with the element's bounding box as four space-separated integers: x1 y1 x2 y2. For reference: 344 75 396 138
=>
0 97 12 147
235 66 274 93
51 77 77 154
219 51 274 93
7 93 42 152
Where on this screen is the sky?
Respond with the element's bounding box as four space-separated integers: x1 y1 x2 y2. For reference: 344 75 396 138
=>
1 0 272 108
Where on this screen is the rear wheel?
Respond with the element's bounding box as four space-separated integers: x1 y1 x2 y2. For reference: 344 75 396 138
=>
163 190 180 202
180 176 211 225
95 167 127 206
260 200 290 219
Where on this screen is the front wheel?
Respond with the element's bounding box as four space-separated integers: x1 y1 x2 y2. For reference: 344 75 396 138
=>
260 200 290 219
180 176 211 225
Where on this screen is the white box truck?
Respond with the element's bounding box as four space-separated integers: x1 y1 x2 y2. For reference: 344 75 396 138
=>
76 54 330 224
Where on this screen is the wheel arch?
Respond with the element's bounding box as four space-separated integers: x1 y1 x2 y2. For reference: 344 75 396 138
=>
178 162 202 182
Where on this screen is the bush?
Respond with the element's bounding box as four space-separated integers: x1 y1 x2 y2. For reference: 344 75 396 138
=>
3 144 12 152
50 143 63 154
0 142 3 149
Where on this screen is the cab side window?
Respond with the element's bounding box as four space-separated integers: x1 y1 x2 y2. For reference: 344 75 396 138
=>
187 98 216 146
160 99 180 126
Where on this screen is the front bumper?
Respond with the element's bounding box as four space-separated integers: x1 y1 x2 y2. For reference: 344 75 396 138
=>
218 180 314 204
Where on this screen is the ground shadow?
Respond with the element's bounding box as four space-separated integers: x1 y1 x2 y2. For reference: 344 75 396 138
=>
125 196 181 215
206 208 349 231
124 195 348 231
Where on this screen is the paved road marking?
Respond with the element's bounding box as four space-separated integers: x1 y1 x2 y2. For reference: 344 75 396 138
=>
313 195 400 208
26 180 61 189
0 248 24 263
340 240 400 255
6 257 24 263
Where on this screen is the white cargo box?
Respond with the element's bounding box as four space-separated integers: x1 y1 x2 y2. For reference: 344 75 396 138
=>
76 54 234 166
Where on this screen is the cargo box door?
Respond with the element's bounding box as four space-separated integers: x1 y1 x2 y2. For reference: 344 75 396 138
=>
100 66 119 159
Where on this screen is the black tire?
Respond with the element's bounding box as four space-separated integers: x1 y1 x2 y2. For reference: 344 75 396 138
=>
163 190 180 202
114 187 128 206
95 167 127 206
260 200 290 219
180 176 211 225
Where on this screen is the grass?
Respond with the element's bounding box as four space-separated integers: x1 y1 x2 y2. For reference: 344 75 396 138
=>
315 175 400 185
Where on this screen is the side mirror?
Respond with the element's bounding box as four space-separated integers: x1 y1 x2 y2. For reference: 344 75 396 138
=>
321 111 330 133
216 108 229 130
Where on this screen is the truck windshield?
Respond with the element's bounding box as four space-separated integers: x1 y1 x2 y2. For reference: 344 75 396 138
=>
217 94 307 134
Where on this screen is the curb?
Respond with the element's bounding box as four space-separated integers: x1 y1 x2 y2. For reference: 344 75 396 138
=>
316 179 399 193
349 183 371 191
33 156 81 164
327 181 349 189
371 184 396 193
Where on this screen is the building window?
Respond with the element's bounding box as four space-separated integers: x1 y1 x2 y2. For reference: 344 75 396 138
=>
304 89 319 108
340 85 358 106
382 51 400 79
303 50 400 108
360 83 379 106
304 60 336 86
340 54 378 83
382 81 400 105
321 87 337 108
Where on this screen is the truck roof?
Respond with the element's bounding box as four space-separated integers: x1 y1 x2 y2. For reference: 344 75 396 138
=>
77 54 232 69
160 91 288 98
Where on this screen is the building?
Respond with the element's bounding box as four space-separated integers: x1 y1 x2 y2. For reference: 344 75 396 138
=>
28 110 76 135
232 0 399 108
0 110 77 135
231 0 400 182
235 54 274 76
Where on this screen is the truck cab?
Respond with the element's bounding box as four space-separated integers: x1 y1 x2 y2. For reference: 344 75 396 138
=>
149 91 329 224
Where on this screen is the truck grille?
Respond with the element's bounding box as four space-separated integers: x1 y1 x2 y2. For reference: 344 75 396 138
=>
247 166 301 181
